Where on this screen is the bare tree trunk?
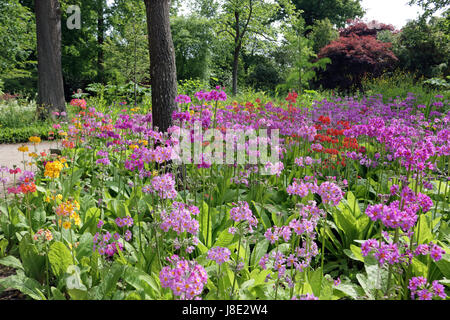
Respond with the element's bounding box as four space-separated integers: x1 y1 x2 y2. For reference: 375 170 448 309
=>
35 0 66 119
144 0 177 133
97 0 105 83
232 45 240 96
232 10 240 96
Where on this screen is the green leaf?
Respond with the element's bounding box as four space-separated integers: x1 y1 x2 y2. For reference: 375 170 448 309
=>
121 265 160 299
264 204 282 227
31 208 46 230
0 273 46 300
200 201 212 246
251 201 271 230
250 239 269 268
18 235 46 282
344 244 364 262
435 254 450 278
414 214 433 244
66 265 87 300
50 287 66 300
80 207 101 234
308 269 323 297
0 255 24 271
48 241 73 278
75 233 94 261
346 191 361 217
125 291 142 300
412 257 429 277
355 273 373 299
99 263 124 299
213 228 236 248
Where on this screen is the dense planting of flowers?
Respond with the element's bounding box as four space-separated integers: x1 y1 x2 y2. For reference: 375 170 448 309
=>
0 90 448 301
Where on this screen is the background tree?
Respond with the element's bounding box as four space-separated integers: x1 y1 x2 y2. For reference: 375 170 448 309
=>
171 15 213 82
60 0 102 99
289 0 365 28
96 0 106 83
216 0 280 95
144 0 178 132
276 9 330 94
317 20 398 92
408 0 449 15
307 18 339 54
104 0 149 86
35 0 66 118
393 16 450 78
0 0 36 96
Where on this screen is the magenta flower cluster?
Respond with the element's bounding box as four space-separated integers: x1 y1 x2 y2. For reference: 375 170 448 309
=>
286 178 317 198
287 179 343 206
160 202 200 235
361 238 445 266
408 277 446 300
207 246 231 265
93 230 124 257
317 181 344 206
229 201 258 232
142 173 177 199
93 216 133 257
291 293 319 300
259 202 323 280
294 156 321 167
159 255 208 300
365 187 433 231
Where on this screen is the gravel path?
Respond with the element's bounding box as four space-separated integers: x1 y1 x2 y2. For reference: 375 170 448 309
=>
0 141 57 191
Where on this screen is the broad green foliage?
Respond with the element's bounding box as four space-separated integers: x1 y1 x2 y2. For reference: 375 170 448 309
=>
409 0 450 15
393 16 450 79
289 0 365 28
0 88 448 301
0 0 449 302
103 0 150 86
0 0 36 94
308 18 339 54
276 12 331 94
171 16 213 82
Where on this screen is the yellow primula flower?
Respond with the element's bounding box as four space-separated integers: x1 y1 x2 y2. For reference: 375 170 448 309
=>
44 160 64 178
28 152 38 158
73 200 80 211
18 145 29 153
29 136 41 144
129 144 138 150
138 139 148 146
68 242 79 250
62 221 71 229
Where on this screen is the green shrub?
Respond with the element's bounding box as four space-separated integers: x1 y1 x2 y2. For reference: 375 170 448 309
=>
0 101 47 129
177 78 210 97
361 71 450 105
0 125 51 144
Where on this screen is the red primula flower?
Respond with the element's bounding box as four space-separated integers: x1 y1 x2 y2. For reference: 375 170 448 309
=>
285 91 298 104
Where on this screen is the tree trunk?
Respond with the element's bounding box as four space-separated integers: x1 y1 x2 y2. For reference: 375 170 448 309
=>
35 0 66 119
232 45 240 96
144 0 177 133
232 10 240 96
97 0 105 83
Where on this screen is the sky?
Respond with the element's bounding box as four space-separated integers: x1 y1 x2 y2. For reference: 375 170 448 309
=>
360 0 425 29
109 0 444 30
